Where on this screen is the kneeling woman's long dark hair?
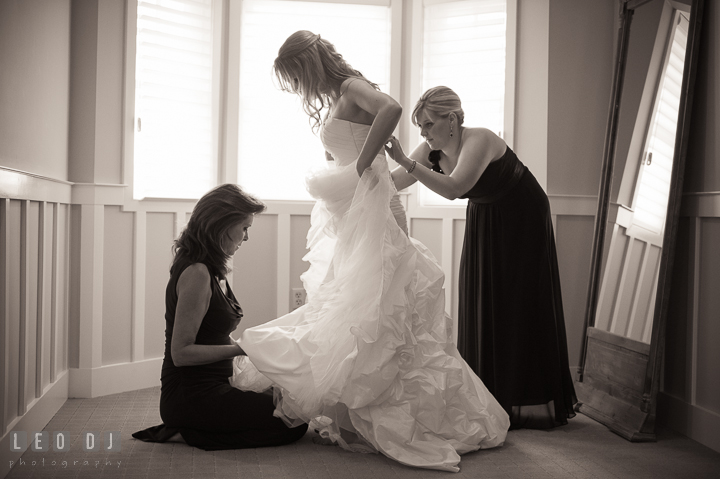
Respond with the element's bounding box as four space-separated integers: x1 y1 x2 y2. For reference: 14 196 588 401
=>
171 184 266 279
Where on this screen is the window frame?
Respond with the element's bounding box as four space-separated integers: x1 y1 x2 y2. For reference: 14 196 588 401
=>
629 7 688 236
403 0 517 220
232 0 401 203
121 0 516 218
122 0 226 211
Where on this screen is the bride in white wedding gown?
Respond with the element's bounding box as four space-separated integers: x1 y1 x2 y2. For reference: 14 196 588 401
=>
232 30 509 472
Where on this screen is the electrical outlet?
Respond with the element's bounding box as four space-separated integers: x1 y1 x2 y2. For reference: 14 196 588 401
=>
291 288 306 310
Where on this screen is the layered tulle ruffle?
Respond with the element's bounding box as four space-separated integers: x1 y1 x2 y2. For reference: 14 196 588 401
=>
235 150 509 471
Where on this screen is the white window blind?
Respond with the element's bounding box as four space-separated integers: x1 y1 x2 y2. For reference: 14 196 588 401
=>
237 0 391 201
419 0 507 207
633 11 688 234
134 0 217 200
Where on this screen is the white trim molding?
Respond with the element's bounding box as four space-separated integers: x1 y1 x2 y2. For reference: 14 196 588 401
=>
0 167 127 207
0 167 72 204
68 358 162 399
71 183 126 206
681 191 720 218
0 371 68 479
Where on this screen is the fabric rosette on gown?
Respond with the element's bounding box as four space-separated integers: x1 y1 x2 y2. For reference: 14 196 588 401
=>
233 118 509 472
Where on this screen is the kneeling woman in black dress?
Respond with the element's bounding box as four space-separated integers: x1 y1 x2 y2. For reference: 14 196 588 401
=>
134 184 308 450
386 86 577 429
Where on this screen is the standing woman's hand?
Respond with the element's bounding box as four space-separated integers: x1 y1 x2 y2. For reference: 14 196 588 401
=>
387 137 432 192
385 137 412 169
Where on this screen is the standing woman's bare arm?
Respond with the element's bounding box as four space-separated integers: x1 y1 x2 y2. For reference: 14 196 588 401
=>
390 141 433 191
387 129 505 200
171 263 244 367
344 80 402 176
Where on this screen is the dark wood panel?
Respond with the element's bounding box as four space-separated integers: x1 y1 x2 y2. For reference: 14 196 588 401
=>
576 327 655 441
584 328 650 403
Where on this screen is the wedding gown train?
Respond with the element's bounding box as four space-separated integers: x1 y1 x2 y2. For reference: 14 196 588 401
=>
232 117 509 472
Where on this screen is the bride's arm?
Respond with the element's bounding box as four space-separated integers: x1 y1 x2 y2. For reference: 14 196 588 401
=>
345 80 402 177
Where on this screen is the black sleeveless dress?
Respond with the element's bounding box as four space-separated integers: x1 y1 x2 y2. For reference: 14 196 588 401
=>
132 257 308 449
429 146 577 429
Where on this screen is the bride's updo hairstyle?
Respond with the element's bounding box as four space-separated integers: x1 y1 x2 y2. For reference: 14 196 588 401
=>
171 184 266 279
273 30 378 132
411 86 465 127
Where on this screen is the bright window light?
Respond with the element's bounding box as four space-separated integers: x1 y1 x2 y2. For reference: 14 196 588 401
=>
633 11 688 234
419 0 507 207
237 0 391 201
133 0 217 200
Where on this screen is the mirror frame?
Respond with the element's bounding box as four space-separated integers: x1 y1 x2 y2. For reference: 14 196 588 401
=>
575 0 705 441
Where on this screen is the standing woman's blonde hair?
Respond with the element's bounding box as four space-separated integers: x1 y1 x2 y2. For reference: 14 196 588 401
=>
273 30 378 132
411 86 465 127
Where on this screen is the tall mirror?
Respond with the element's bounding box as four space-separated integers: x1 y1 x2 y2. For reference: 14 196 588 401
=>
575 0 704 441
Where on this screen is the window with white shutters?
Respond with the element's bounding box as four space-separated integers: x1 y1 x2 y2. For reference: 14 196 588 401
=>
133 0 219 200
419 0 508 207
236 0 392 201
126 0 514 204
632 10 688 234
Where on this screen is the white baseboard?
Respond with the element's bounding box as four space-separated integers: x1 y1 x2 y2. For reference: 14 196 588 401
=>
68 358 162 398
0 371 69 479
658 391 720 454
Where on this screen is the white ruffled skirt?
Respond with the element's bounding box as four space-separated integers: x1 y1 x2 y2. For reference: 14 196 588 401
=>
234 157 509 472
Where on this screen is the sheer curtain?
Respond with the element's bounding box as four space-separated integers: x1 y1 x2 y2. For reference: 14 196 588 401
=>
419 0 507 207
237 0 391 201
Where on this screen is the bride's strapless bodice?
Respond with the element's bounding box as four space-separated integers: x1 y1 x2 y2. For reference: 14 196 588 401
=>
319 117 408 234
320 117 374 167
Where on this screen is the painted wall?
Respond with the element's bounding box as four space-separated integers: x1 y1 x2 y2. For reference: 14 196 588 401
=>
660 0 720 454
0 0 71 180
3 3 718 477
68 0 125 184
0 0 614 405
515 0 550 189
547 0 611 198
547 0 614 372
0 2 73 476
683 1 719 193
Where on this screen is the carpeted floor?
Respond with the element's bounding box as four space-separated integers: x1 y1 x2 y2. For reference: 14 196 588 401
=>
6 386 720 478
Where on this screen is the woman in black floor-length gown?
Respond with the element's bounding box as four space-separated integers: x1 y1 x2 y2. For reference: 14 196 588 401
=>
132 184 308 450
452 146 576 428
386 86 577 429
